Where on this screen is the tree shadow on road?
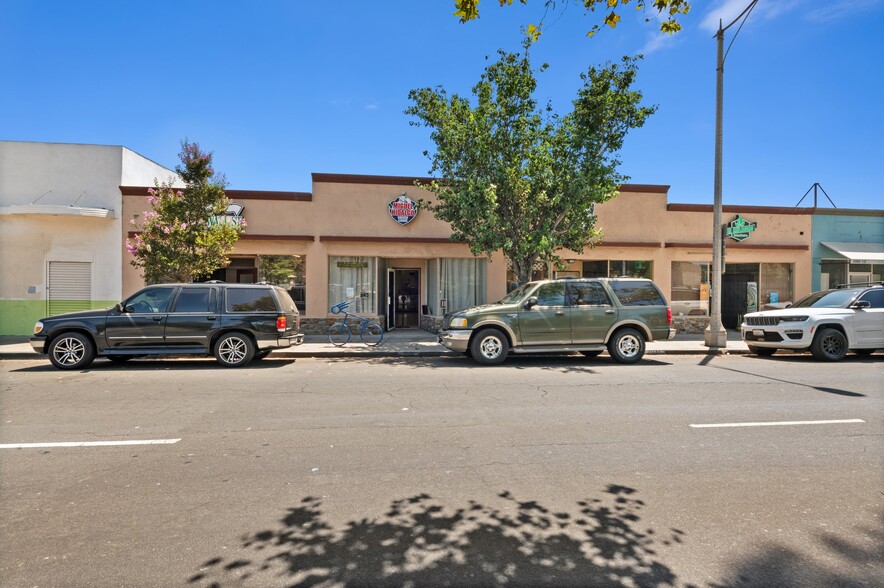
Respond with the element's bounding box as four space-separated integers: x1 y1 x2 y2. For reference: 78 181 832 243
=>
188 484 687 587
709 522 883 587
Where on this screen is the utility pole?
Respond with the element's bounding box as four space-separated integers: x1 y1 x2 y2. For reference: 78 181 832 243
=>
705 0 758 349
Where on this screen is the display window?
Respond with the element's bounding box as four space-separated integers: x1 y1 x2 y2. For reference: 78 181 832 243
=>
328 257 378 314
257 255 306 314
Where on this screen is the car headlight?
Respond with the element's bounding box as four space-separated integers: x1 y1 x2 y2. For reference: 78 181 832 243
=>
33 321 44 335
778 316 809 323
449 317 468 328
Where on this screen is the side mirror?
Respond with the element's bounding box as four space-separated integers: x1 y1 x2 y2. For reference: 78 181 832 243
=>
524 296 538 310
785 303 792 308
851 300 871 309
115 303 125 313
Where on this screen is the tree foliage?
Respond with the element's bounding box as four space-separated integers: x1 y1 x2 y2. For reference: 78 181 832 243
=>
406 49 656 286
127 141 242 284
454 0 691 41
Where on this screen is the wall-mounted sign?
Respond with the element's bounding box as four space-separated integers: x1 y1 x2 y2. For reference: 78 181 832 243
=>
388 194 417 225
726 214 757 241
209 202 246 228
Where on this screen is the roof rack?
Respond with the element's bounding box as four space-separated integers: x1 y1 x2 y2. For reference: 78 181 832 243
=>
836 281 884 288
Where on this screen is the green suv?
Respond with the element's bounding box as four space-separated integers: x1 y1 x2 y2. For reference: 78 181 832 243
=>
438 278 675 365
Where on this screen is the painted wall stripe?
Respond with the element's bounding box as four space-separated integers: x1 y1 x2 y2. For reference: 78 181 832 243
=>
0 439 181 449
689 419 865 429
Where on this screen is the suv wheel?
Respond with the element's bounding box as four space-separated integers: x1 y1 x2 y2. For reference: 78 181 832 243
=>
470 329 509 365
607 328 645 364
214 332 255 367
810 328 847 361
48 332 95 370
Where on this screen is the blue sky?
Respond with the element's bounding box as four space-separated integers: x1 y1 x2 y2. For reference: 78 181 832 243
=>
3 0 882 209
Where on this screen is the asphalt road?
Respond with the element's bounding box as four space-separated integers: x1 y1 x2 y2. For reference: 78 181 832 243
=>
1 354 881 588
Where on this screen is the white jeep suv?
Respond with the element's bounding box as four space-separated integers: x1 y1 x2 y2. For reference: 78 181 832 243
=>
741 283 884 361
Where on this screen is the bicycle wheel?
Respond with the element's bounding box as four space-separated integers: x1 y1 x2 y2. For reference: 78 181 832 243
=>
360 322 384 346
327 322 351 346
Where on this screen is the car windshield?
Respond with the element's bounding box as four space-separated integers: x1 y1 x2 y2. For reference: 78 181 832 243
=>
498 282 537 304
791 289 860 308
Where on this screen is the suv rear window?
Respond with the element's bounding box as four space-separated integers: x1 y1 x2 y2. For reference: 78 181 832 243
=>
275 288 299 313
610 280 666 306
225 288 278 312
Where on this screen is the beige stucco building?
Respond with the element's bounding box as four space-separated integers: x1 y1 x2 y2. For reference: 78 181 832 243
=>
122 174 814 334
3 141 829 336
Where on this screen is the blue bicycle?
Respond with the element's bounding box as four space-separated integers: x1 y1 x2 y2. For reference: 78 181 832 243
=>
327 301 384 347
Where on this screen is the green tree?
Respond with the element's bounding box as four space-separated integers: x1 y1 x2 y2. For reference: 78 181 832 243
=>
127 141 242 283
406 49 656 286
454 0 691 41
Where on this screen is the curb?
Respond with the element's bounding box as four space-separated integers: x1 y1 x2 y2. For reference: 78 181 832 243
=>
1 347 750 361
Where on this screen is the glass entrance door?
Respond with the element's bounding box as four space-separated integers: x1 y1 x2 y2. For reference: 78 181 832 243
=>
386 270 396 331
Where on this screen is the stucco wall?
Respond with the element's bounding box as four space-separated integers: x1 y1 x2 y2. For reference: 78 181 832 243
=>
0 142 175 335
811 210 884 290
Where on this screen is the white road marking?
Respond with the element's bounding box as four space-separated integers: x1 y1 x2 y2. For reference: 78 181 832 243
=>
689 419 865 429
0 438 181 449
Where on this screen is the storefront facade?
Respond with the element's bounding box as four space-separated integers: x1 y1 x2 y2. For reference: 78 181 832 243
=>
0 141 177 336
122 175 817 334
10 142 881 337
810 209 884 291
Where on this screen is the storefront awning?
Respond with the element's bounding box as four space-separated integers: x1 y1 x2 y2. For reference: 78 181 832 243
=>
820 241 884 262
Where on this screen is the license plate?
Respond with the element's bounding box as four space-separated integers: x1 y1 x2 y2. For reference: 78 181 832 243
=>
752 329 765 337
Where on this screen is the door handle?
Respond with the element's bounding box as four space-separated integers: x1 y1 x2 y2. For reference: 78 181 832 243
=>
152 316 163 322
605 310 615 315
205 315 216 320
555 311 565 316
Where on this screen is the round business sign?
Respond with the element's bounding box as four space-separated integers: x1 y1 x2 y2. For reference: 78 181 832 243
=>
388 194 417 225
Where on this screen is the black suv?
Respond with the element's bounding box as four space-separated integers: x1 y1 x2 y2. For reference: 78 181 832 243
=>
30 282 303 369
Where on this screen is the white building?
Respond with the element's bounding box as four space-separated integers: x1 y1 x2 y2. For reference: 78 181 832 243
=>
0 141 176 335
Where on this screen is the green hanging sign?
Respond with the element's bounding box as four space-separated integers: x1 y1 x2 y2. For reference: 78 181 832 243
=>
726 215 757 242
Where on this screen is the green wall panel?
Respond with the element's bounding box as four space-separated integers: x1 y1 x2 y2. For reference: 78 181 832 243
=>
0 300 116 336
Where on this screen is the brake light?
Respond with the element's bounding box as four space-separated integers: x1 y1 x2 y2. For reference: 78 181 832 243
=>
667 308 672 325
276 316 287 332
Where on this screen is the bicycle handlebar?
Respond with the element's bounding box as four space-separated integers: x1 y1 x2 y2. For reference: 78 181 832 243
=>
330 301 351 314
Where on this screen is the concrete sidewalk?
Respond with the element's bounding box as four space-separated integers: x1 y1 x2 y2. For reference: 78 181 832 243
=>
0 328 749 360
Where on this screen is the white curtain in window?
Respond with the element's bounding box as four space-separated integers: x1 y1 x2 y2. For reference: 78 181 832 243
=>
426 259 439 315
328 257 377 314
440 258 485 313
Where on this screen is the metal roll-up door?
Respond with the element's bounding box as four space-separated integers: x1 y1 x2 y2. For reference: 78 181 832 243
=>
48 261 92 316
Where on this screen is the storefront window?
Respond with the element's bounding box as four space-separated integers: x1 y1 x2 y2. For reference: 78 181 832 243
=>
609 260 652 279
582 261 608 278
328 257 377 314
582 260 653 279
426 259 439 315
671 262 710 316
440 258 486 314
760 263 792 308
258 255 306 314
820 260 847 289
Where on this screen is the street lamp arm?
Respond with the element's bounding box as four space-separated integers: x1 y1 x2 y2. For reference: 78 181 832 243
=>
721 0 759 65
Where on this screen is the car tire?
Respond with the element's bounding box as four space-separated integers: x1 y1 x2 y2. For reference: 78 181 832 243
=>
748 346 776 357
48 332 95 370
469 329 509 366
607 328 645 364
810 328 848 362
579 350 603 357
214 332 255 367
